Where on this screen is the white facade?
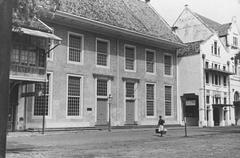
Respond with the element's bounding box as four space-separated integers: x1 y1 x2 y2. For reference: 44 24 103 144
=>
174 6 238 127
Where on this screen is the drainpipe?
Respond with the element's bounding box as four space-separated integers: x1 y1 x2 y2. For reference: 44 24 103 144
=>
202 54 206 125
227 61 231 124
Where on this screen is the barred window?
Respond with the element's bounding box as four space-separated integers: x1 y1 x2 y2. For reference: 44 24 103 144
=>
146 50 154 73
165 86 172 116
97 79 108 96
97 40 109 66
125 46 135 70
146 84 154 116
67 76 81 116
68 34 82 62
164 55 172 75
126 82 134 98
34 74 50 116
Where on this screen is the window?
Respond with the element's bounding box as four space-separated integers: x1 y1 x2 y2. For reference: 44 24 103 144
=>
126 82 135 98
218 75 221 85
68 33 83 63
146 84 155 117
205 72 209 84
205 62 209 68
165 86 172 116
215 74 218 85
146 50 155 73
212 73 214 84
67 76 81 116
125 45 136 71
223 76 227 86
96 39 109 67
218 47 220 56
223 66 226 71
34 73 51 116
164 55 172 76
97 79 108 97
214 41 217 55
224 97 227 104
233 36 238 47
206 96 210 104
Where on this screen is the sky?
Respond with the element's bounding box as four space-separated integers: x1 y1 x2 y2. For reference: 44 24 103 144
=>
150 0 240 27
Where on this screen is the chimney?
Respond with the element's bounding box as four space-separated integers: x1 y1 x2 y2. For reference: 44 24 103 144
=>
184 4 189 8
145 0 150 3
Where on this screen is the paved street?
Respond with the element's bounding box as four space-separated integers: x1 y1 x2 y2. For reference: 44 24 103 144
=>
6 126 240 158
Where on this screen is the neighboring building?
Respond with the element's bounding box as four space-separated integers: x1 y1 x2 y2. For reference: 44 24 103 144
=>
16 0 185 130
173 5 240 127
9 17 61 131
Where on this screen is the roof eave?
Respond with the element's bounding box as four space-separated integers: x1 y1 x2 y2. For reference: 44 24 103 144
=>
55 11 185 49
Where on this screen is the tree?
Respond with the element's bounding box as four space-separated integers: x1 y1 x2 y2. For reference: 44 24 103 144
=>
0 1 59 157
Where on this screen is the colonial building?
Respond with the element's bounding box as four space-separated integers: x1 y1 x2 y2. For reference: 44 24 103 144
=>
173 6 240 127
9 17 61 131
15 0 185 130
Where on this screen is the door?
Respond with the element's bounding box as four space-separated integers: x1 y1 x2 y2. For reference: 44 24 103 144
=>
125 99 135 125
213 107 220 126
96 98 108 125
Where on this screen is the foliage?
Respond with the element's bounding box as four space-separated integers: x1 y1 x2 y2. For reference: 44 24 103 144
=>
13 0 59 27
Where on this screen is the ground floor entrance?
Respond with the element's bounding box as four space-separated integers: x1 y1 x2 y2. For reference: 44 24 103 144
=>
125 99 135 125
96 98 108 125
181 93 199 126
213 107 220 126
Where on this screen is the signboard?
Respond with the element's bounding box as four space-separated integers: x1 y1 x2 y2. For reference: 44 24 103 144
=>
186 100 196 106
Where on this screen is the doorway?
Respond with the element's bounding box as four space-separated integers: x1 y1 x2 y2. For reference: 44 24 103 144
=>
125 99 135 125
96 98 108 125
213 107 220 126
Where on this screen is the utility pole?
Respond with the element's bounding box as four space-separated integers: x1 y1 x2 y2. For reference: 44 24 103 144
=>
108 94 112 132
0 0 12 157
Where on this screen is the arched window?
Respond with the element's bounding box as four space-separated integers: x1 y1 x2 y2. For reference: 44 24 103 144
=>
234 92 240 101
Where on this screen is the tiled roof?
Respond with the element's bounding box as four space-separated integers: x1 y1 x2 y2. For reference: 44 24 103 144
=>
195 13 221 32
58 0 182 43
12 13 52 33
194 13 230 36
177 41 202 57
218 23 231 36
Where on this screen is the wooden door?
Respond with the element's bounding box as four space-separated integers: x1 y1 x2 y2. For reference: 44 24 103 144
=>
96 98 108 125
125 99 135 125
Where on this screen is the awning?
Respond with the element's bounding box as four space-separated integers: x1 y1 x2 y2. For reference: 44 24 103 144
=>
212 104 233 107
12 27 62 41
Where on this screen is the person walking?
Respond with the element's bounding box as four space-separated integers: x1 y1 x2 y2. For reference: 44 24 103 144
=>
158 115 165 137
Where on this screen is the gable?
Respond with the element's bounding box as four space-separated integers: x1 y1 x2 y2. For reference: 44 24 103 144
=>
173 9 212 43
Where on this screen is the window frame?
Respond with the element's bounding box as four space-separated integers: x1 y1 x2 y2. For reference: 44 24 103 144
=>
67 32 84 65
96 38 110 68
164 85 173 117
124 44 136 72
145 82 156 118
32 72 53 119
145 49 156 74
66 74 83 119
164 53 173 77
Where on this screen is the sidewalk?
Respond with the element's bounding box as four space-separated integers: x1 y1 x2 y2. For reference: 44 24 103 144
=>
7 125 197 138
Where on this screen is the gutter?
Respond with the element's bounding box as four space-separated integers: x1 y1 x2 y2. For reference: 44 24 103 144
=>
55 10 186 49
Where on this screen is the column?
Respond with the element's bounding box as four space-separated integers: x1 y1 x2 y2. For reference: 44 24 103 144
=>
208 105 214 127
225 107 230 126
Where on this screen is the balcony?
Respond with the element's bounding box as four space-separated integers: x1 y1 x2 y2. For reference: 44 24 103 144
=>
10 36 47 82
204 66 234 75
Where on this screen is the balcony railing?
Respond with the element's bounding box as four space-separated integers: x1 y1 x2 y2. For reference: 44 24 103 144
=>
10 63 45 75
204 67 234 75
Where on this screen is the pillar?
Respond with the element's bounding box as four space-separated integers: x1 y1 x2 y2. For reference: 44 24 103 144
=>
208 106 214 127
